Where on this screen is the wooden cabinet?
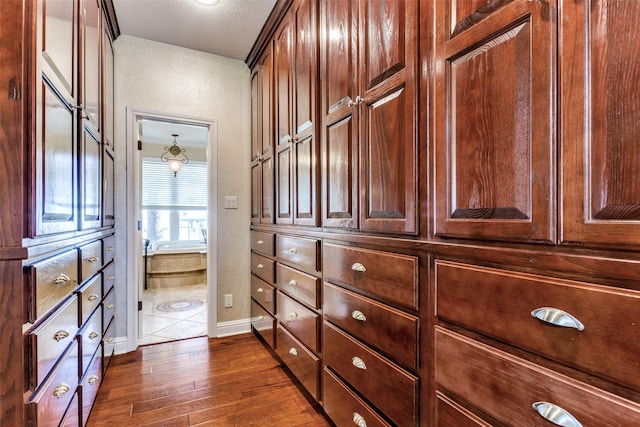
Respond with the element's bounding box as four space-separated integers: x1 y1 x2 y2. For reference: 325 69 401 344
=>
82 0 101 135
250 231 276 347
433 0 555 243
321 0 418 235
80 128 102 229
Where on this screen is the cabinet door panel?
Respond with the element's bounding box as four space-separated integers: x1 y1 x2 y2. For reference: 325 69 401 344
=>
561 0 640 248
102 18 114 151
41 0 77 102
261 155 274 224
260 48 273 157
81 127 101 229
275 19 293 146
434 0 554 243
102 148 114 226
294 135 316 224
82 0 100 134
294 0 316 139
251 70 261 161
251 161 261 224
276 144 292 224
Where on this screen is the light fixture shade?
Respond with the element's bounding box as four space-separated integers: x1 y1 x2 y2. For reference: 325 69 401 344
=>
169 159 181 174
160 133 189 177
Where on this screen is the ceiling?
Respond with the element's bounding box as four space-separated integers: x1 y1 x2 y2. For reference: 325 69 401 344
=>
112 0 277 61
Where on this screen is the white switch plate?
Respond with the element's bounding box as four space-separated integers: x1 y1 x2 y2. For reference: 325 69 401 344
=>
224 294 233 307
224 196 238 209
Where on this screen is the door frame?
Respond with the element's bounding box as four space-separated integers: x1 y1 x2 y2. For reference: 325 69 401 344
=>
126 108 218 351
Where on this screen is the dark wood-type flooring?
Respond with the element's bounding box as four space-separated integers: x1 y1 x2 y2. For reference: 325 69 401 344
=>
88 333 331 426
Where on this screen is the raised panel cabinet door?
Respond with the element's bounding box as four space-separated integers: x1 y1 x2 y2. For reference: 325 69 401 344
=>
82 0 101 135
251 161 261 224
102 16 114 151
321 0 359 229
102 148 114 226
81 127 101 229
260 46 274 158
434 0 555 243
276 143 293 224
261 155 275 224
251 68 261 162
275 17 294 147
359 0 418 234
561 0 640 249
293 0 319 226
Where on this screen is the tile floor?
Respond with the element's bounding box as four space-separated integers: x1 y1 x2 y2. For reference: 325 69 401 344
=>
139 283 208 346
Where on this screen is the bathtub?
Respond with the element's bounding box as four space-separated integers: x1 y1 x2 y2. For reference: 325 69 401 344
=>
146 241 207 289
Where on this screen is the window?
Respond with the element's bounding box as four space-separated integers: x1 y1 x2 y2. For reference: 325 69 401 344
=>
141 159 208 242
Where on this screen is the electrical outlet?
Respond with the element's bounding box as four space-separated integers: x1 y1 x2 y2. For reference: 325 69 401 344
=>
224 294 233 307
224 196 238 209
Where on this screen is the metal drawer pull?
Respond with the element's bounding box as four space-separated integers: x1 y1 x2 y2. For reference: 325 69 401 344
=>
289 311 299 320
87 256 99 263
89 332 99 340
88 375 100 385
352 412 367 427
289 279 297 286
257 263 264 269
88 294 99 302
352 356 367 370
107 303 114 309
106 337 114 343
53 330 69 342
351 310 366 322
257 315 264 321
107 275 115 280
107 246 114 252
53 383 70 398
289 347 298 356
288 247 297 253
257 287 264 293
257 240 264 245
53 273 71 285
532 402 582 427
531 307 584 331
351 263 366 273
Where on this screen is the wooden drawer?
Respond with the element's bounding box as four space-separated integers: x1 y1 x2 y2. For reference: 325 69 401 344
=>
103 320 115 375
251 230 274 256
76 275 102 327
323 368 391 427
435 327 640 426
102 287 115 333
436 393 491 427
251 252 275 284
323 243 418 310
323 321 418 427
276 234 320 271
276 291 320 353
79 306 102 376
102 261 115 294
277 263 320 309
436 260 640 390
28 295 79 390
79 240 102 283
251 275 275 314
275 325 319 401
27 341 79 427
102 235 115 265
28 248 79 322
324 283 418 370
80 348 103 425
251 299 275 348
59 390 79 426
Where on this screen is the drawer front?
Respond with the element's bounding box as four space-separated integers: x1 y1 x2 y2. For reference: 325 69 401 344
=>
323 243 418 310
102 261 115 294
80 307 102 376
103 320 115 375
276 291 320 353
251 253 275 284
59 390 80 427
102 287 115 333
251 299 275 348
436 260 640 390
251 231 275 256
435 327 640 426
324 283 418 370
324 321 418 427
102 235 116 265
76 275 102 326
277 263 320 309
80 240 103 282
436 392 491 427
30 249 79 321
29 295 79 390
324 368 392 427
81 348 103 425
276 234 319 271
28 342 79 427
251 275 275 314
275 325 319 401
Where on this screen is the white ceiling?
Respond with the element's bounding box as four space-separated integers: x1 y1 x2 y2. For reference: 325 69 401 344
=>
140 119 209 148
112 0 277 61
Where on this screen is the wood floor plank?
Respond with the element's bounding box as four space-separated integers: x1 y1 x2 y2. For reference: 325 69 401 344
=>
88 333 331 426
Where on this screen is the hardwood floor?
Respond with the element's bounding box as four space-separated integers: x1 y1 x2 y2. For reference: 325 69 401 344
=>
88 333 331 426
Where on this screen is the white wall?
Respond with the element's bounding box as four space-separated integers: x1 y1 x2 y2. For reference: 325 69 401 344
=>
112 35 251 343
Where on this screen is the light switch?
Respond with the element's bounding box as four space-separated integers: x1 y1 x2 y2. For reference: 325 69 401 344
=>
224 196 238 209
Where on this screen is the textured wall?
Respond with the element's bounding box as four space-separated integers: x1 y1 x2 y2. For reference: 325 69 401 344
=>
113 35 251 341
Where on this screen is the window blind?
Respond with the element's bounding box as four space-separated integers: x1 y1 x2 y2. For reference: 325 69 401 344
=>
142 159 208 209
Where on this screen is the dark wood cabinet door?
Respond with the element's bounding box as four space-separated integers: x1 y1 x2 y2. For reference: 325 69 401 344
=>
321 0 359 229
102 148 114 227
251 161 261 224
260 46 274 158
82 0 101 135
81 127 101 229
433 0 555 243
261 155 275 224
251 69 261 162
359 0 418 235
275 17 293 147
292 0 319 226
560 0 640 249
102 16 114 152
276 143 293 224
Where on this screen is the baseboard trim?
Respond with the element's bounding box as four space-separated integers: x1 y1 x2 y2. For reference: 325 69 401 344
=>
215 318 251 338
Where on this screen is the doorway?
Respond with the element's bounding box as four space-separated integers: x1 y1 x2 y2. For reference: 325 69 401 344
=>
126 110 218 348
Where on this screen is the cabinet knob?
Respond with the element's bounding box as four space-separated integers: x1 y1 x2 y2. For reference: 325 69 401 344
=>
53 330 69 342
107 246 114 252
106 303 114 309
107 275 115 281
289 311 299 320
531 307 584 331
351 356 367 370
88 294 99 302
532 402 582 427
106 336 114 343
288 247 297 253
351 262 366 273
289 347 298 356
88 375 100 385
89 332 99 340
289 279 297 286
348 95 364 107
53 383 70 398
87 256 99 263
257 263 264 269
257 287 264 293
257 240 264 245
351 310 366 322
352 412 367 427
52 273 71 285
